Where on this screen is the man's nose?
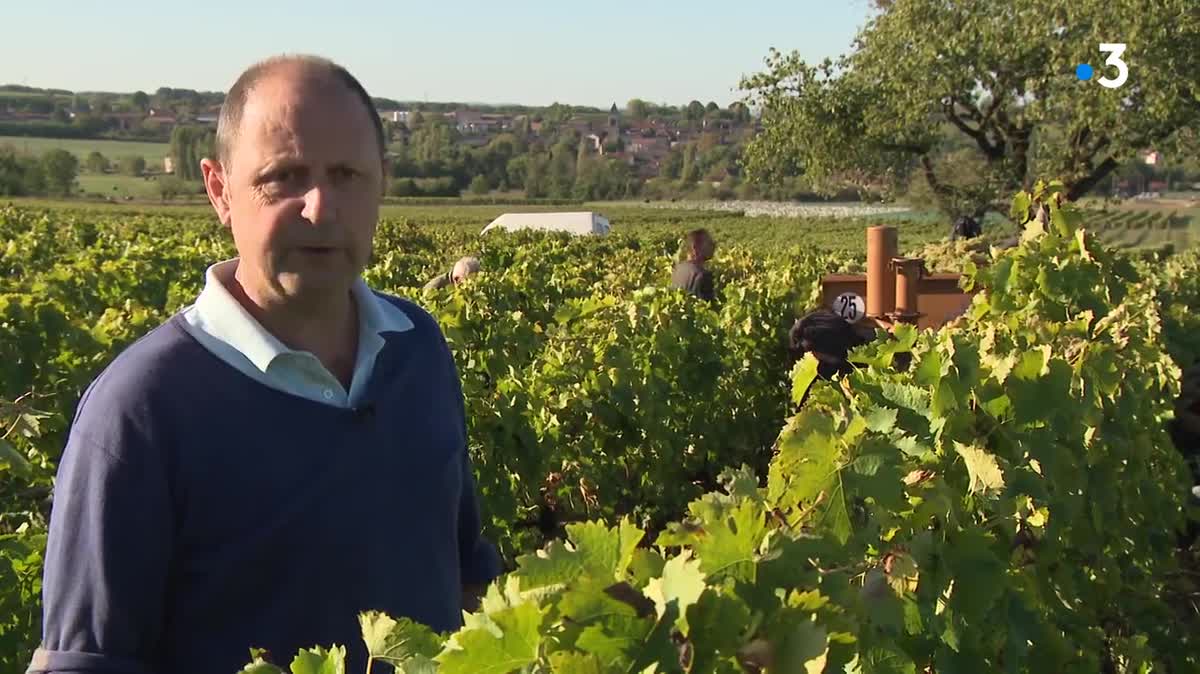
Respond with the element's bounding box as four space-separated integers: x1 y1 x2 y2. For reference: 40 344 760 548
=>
300 181 336 224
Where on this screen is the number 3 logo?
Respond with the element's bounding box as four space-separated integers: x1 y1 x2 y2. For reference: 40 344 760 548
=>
1098 43 1128 89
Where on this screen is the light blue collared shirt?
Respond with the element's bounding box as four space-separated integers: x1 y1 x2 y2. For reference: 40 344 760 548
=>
179 258 414 408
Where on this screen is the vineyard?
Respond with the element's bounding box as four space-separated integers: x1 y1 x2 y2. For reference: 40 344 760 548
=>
2 187 1200 673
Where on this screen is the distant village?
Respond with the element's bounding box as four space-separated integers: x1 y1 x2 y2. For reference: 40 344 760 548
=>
0 89 761 183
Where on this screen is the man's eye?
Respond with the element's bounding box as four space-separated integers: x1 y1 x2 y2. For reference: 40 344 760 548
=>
332 167 358 181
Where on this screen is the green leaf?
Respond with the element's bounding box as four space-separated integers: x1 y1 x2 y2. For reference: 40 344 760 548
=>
289 647 346 674
859 645 917 674
516 518 644 589
863 406 898 434
574 614 655 668
359 611 443 665
944 531 1006 621
236 656 286 674
686 590 754 673
0 438 32 477
690 499 766 583
953 443 1005 497
792 353 821 405
1010 191 1032 224
775 620 829 674
644 550 708 635
436 601 543 674
548 651 604 674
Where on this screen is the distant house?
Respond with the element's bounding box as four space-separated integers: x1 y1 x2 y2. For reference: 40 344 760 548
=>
446 111 510 134
194 113 219 126
1141 150 1163 166
379 109 411 124
163 156 174 174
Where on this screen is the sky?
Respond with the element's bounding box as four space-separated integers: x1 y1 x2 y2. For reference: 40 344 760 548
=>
1 1 878 108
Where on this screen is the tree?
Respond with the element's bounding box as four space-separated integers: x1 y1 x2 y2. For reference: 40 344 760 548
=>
157 175 187 201
132 91 150 111
729 102 753 125
705 101 719 114
685 101 705 122
659 149 684 180
468 174 490 195
120 155 146 176
41 149 78 196
740 0 1200 216
680 143 699 183
85 151 108 174
169 126 214 182
51 106 70 124
626 98 650 120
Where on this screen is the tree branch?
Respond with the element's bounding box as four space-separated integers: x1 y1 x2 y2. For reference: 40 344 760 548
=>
944 99 1003 159
1066 157 1120 201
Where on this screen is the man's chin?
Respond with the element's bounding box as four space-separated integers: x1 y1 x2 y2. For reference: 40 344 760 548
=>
274 270 355 301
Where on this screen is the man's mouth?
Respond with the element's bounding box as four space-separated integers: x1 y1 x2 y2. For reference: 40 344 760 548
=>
299 246 336 254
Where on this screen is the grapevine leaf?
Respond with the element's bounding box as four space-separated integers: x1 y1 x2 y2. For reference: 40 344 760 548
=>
236 658 285 674
944 531 1006 621
791 353 822 405
774 620 829 674
516 518 643 589
0 438 32 476
863 406 898 434
548 651 604 674
953 443 1005 497
686 590 754 673
690 498 766 583
575 613 654 668
644 551 707 635
359 611 443 665
288 646 346 674
860 645 917 674
436 601 543 674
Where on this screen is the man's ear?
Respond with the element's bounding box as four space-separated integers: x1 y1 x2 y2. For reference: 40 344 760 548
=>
200 158 232 226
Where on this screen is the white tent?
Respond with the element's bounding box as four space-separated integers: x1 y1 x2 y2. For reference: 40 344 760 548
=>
480 211 611 236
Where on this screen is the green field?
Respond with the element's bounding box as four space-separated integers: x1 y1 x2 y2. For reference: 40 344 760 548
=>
0 135 169 164
75 173 174 200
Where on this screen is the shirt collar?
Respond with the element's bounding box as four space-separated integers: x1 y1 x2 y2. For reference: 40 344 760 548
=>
193 258 414 373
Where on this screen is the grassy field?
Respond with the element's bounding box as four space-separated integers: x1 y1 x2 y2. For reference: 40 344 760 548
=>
0 135 169 164
75 173 171 200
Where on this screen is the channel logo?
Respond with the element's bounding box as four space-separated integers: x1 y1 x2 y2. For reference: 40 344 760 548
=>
1076 43 1129 89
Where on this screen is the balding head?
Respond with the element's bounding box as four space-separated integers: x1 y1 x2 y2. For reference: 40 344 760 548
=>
452 256 481 284
215 54 385 169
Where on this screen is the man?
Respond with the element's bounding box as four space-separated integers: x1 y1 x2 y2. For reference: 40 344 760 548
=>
30 55 501 674
787 309 873 381
950 213 982 241
424 255 481 291
670 228 716 301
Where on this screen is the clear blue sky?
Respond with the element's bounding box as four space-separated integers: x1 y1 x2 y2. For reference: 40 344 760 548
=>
2 1 878 108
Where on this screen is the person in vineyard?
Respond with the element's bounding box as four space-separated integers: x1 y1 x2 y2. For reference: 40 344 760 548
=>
423 255 481 291
670 228 716 301
787 310 873 381
29 55 501 674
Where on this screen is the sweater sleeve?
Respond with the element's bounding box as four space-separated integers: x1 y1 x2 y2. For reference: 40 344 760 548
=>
456 448 502 585
30 426 173 674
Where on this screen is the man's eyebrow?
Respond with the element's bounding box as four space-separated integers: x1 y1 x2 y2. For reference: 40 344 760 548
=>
253 159 305 180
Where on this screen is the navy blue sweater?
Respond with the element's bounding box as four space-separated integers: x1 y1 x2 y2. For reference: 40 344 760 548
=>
31 295 501 674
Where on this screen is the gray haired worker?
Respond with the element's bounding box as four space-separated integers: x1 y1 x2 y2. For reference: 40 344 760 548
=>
424 255 481 291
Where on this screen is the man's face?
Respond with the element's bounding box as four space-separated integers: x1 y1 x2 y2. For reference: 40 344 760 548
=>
203 69 383 303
